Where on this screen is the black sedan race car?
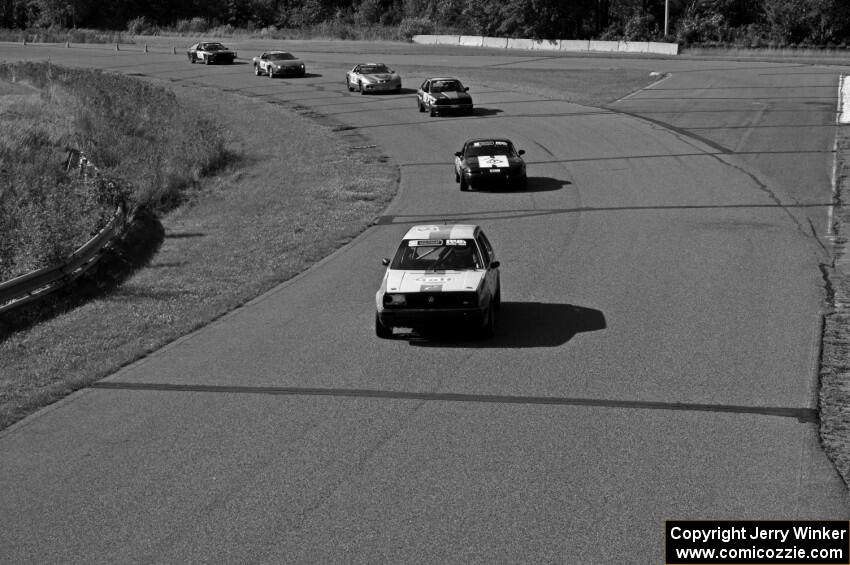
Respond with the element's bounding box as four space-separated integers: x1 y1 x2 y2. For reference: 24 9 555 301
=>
454 139 527 191
187 42 236 64
417 77 473 116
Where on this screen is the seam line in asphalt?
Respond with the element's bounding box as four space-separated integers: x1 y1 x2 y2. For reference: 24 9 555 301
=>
90 382 817 423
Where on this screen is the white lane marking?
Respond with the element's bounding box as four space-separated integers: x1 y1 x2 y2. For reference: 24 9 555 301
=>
829 75 849 236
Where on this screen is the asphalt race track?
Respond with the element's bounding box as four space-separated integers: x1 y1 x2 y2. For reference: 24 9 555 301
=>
1 40 848 563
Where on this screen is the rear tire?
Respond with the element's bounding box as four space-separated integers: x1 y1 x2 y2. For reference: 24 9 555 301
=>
418 100 425 112
254 65 260 76
375 314 392 339
347 79 354 92
429 103 436 117
460 176 469 191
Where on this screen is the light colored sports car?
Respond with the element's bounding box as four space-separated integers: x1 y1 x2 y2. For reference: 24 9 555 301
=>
375 224 501 339
346 63 401 94
187 42 236 64
417 77 473 116
252 51 306 78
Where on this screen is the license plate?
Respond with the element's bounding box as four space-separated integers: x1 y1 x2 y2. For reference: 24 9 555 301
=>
488 169 501 173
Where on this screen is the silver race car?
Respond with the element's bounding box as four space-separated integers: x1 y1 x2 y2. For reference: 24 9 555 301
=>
346 63 401 94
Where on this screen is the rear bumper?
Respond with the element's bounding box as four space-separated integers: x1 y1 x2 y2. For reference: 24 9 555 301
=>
464 170 526 189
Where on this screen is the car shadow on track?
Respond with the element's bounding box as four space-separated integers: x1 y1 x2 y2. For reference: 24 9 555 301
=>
471 107 503 117
267 73 320 79
430 108 503 117
357 87 416 95
468 176 570 194
404 302 606 348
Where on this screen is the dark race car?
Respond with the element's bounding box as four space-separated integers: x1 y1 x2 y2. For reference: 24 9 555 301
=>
454 138 527 191
187 42 236 64
417 77 473 117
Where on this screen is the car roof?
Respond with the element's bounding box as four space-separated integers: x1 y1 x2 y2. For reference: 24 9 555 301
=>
267 50 293 55
465 138 513 145
427 77 462 82
402 224 479 241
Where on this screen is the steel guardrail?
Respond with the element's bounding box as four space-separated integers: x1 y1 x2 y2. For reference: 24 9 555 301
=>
0 152 127 315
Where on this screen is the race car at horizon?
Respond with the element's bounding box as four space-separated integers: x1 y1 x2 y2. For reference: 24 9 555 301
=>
346 63 402 94
375 224 501 339
252 51 306 77
417 77 473 116
454 138 527 191
187 42 236 64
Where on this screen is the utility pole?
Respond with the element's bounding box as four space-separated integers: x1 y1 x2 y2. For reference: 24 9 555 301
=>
664 0 669 37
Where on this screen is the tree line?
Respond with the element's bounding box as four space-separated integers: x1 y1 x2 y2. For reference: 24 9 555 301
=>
2 0 850 46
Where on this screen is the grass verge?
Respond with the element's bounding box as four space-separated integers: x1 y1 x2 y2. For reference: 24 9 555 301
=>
820 132 850 487
0 62 231 281
0 81 397 430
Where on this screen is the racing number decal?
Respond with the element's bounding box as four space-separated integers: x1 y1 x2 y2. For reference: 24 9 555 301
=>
477 155 509 168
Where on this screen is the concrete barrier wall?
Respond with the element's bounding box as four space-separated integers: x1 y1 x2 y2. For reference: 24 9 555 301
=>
481 37 508 49
506 38 534 50
588 40 620 52
412 35 679 55
619 41 650 53
532 39 561 51
561 40 590 52
649 42 679 55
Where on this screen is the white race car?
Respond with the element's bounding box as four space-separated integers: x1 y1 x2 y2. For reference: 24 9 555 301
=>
375 224 501 338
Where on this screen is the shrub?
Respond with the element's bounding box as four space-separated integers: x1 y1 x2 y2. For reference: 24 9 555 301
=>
127 16 156 35
398 17 435 40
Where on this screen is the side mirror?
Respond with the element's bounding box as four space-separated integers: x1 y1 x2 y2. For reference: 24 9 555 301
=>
454 151 462 157
490 261 500 269
464 86 469 92
382 258 390 266
518 149 525 156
